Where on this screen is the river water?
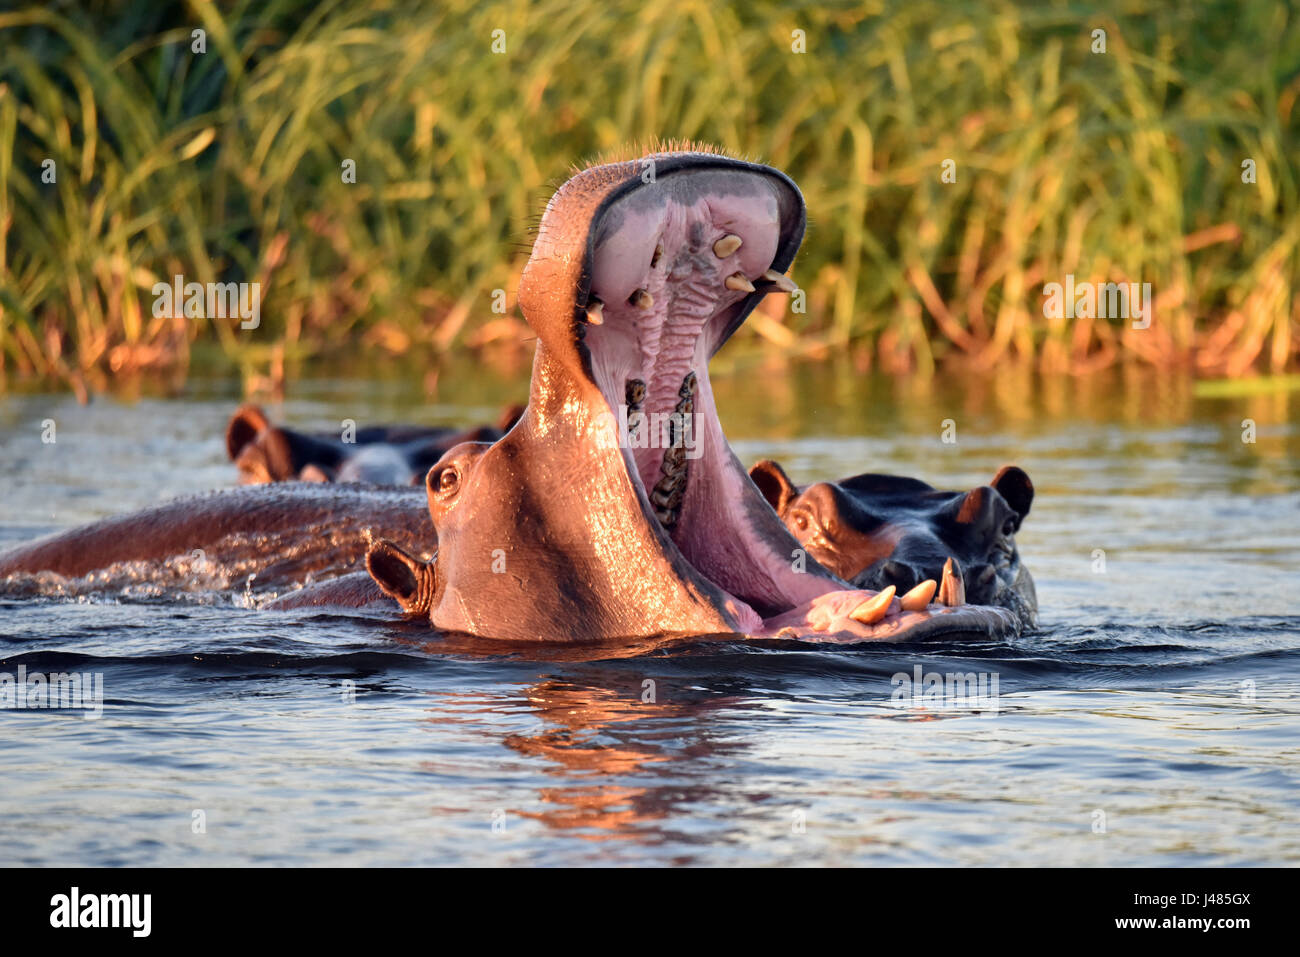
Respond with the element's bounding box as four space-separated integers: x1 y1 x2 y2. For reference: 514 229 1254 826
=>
1 360 1297 866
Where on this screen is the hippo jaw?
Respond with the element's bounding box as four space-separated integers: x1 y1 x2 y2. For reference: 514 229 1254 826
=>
418 150 1024 643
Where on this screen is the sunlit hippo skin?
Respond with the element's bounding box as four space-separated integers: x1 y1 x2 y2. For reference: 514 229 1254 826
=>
359 148 1023 643
0 484 431 597
226 403 523 485
748 459 1038 629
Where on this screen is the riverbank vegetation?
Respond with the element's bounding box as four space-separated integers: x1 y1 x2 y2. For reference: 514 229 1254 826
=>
1 0 1296 395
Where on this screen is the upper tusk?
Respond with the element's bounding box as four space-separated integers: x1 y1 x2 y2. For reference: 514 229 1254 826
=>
713 234 743 258
586 298 604 325
760 269 798 293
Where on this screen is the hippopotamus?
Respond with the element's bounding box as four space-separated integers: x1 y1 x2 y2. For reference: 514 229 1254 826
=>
0 149 1027 645
226 403 523 485
353 149 1024 643
747 459 1037 629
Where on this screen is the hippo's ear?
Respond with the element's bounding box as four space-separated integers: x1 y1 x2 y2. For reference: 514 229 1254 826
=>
496 403 526 432
749 459 798 515
992 465 1034 521
365 538 436 615
226 405 270 461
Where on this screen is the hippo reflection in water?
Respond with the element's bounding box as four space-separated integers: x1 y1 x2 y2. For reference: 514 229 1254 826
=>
0 147 1035 645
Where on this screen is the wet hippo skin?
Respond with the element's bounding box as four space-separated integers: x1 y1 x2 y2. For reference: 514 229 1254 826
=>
0 484 431 596
749 459 1038 629
227 403 524 485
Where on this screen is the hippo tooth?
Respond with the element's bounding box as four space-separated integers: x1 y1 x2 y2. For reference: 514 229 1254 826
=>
586 299 604 325
900 579 938 611
938 557 966 606
625 378 646 407
629 288 654 310
651 242 664 268
760 269 798 292
713 234 743 258
725 273 756 293
849 585 896 625
626 287 655 310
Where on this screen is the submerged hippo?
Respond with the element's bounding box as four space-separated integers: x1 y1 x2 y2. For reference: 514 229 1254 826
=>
748 460 1037 629
0 148 1027 645
226 403 523 485
0 483 432 597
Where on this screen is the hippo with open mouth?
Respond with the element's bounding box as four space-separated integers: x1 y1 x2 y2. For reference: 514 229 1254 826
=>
0 149 1028 645
355 148 1025 643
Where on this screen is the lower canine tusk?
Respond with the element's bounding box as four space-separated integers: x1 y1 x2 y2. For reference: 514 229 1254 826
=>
900 579 937 611
938 557 966 606
850 585 896 625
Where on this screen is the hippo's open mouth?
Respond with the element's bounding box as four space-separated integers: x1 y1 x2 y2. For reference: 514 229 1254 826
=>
578 168 802 631
566 160 1021 641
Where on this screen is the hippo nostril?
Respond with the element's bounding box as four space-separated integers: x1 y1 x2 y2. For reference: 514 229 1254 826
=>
967 563 998 602
879 560 917 591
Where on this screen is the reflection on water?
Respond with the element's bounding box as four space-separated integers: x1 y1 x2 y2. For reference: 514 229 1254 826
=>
1 360 1298 865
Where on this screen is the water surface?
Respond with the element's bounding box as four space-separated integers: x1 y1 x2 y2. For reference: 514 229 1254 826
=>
2 362 1297 866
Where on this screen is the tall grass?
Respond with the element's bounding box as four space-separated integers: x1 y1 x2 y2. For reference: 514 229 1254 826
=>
1 0 1297 393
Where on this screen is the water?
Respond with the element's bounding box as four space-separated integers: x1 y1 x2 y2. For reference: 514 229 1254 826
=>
2 361 1298 866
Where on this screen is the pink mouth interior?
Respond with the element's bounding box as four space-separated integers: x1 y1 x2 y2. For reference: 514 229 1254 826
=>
582 170 835 631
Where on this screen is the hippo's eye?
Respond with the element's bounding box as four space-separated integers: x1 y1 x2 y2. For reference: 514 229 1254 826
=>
436 467 460 496
1001 518 1017 537
793 512 809 532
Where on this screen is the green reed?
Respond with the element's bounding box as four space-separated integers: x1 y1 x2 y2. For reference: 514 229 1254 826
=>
1 0 1296 393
